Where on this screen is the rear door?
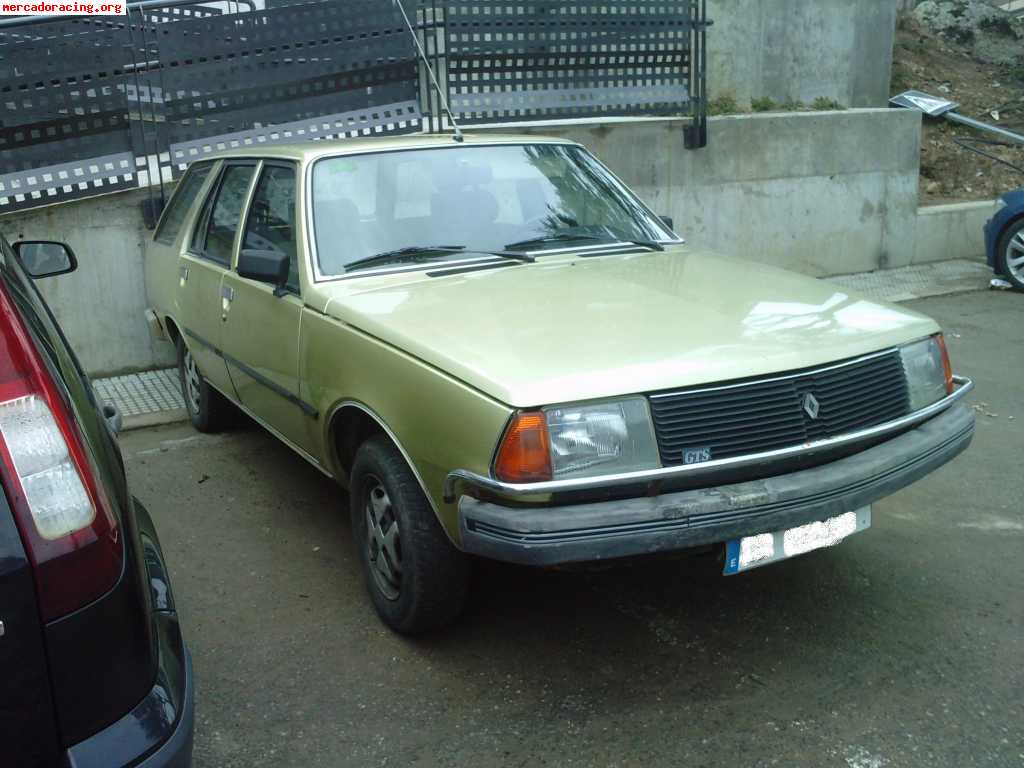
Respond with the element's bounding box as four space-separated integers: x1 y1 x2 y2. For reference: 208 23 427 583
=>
220 161 317 455
146 160 215 324
179 160 258 397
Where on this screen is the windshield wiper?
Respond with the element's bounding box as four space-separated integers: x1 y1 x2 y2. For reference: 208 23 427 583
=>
503 233 604 251
503 232 666 253
346 245 535 273
618 238 665 252
345 245 467 272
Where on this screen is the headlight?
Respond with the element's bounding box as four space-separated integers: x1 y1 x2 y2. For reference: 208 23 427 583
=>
900 335 953 412
494 397 660 483
545 398 659 480
995 198 1008 212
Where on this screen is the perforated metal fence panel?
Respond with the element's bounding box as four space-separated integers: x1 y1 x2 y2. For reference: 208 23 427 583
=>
152 0 421 173
0 0 707 215
0 0 422 213
0 19 142 211
431 0 699 125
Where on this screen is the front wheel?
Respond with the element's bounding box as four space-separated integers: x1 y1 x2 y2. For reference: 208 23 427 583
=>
995 219 1024 290
350 435 469 634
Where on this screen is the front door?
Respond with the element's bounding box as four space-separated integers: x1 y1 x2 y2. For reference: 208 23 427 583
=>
220 162 316 456
178 161 258 397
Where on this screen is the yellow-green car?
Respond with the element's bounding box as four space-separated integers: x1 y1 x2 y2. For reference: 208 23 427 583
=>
144 134 975 633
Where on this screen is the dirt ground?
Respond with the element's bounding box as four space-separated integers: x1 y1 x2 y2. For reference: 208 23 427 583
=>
891 12 1024 204
122 290 1023 767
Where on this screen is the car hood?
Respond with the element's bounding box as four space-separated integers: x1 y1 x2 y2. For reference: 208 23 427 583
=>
317 247 940 408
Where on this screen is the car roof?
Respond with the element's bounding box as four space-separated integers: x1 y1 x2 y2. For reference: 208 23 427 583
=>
193 132 580 164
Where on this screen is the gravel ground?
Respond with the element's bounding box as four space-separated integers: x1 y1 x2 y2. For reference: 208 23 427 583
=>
121 290 1023 768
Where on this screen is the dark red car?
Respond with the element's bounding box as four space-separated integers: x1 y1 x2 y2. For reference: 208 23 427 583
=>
0 234 193 767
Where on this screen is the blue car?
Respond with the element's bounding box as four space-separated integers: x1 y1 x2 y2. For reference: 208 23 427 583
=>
985 187 1024 289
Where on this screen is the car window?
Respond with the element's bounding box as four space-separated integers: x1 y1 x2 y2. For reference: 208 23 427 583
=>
154 162 213 246
192 164 256 266
242 165 299 293
312 144 674 276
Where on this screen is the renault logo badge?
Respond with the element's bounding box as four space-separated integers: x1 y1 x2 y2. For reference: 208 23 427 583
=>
802 392 821 420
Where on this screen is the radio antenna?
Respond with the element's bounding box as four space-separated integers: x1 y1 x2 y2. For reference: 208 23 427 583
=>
393 0 464 142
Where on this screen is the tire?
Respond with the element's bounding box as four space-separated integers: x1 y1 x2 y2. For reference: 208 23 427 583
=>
350 435 469 634
995 218 1024 291
176 336 231 433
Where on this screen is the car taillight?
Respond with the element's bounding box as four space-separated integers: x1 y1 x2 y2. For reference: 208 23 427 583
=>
0 282 121 622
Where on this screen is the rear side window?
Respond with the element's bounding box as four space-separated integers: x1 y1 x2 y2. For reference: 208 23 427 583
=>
191 164 256 266
154 162 213 245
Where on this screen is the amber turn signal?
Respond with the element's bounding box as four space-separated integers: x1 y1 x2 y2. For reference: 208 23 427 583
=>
935 334 954 394
494 411 552 483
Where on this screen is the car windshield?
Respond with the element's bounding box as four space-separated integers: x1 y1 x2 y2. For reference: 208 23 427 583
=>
311 143 675 276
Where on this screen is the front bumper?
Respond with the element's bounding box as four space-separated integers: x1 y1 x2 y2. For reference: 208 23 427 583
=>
457 402 975 566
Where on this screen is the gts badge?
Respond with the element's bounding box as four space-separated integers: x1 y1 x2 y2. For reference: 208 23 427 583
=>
683 446 713 465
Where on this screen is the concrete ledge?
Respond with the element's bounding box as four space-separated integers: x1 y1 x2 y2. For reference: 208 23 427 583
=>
914 200 997 265
123 409 188 432
490 109 923 277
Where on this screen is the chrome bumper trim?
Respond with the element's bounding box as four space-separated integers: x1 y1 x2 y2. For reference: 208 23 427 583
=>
443 375 974 503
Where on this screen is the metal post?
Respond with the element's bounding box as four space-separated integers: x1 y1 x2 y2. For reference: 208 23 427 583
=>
943 112 1024 146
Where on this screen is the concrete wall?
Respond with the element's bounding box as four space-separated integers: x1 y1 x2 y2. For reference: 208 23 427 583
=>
0 189 176 375
0 110 991 376
914 200 998 265
707 0 898 108
491 109 947 277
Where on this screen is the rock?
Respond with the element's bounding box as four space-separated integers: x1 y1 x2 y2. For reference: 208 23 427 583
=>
915 0 1024 66
925 181 941 194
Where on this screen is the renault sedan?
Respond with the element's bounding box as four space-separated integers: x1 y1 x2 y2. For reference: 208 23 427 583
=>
144 134 974 634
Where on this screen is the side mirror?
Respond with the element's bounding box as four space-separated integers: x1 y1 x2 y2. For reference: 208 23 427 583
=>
659 215 675 231
13 241 77 278
238 249 289 292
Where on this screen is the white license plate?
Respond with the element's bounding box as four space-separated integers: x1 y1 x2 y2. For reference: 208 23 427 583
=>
723 507 871 575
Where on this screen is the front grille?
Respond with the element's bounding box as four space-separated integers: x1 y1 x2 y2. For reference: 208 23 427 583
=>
649 351 910 466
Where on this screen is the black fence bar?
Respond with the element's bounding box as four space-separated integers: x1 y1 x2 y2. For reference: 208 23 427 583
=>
684 0 710 149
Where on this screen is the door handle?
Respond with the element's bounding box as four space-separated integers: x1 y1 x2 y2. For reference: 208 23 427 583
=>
179 265 189 286
221 284 234 321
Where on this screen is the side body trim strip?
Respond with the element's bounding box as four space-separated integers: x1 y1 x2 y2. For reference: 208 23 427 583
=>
183 327 319 418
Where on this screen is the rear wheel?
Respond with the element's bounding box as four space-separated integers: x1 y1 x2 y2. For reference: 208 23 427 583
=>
995 219 1024 290
350 435 469 634
176 336 230 432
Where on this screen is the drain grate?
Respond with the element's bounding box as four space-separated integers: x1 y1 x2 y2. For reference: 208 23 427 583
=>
93 368 184 419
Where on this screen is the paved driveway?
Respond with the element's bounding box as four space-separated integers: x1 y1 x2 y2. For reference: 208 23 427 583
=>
122 291 1022 768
